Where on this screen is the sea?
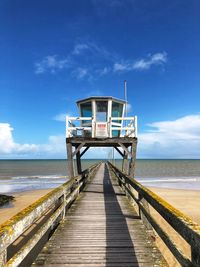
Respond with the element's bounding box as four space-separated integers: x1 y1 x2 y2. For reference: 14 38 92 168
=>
0 159 200 194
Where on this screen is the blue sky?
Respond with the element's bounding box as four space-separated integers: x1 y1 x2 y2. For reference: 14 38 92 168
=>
0 0 200 159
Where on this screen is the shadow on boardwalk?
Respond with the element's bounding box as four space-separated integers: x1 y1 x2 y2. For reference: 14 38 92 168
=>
103 164 139 267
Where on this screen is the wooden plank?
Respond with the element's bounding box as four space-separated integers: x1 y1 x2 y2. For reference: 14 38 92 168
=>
66 137 137 147
33 163 167 267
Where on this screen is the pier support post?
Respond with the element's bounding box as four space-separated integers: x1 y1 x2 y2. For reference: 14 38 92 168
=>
129 142 137 178
122 150 129 175
66 142 74 178
76 151 82 174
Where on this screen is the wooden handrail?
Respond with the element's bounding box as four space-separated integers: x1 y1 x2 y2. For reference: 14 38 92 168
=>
0 163 101 267
108 162 200 267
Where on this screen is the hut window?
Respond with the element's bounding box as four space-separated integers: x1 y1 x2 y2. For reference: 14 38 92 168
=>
112 102 123 118
80 102 92 117
112 102 123 137
80 101 92 125
96 101 108 122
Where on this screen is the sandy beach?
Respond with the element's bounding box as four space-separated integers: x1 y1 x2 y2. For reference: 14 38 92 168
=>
149 187 200 224
0 189 52 225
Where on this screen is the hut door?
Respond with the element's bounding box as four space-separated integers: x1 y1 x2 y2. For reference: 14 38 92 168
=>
95 101 108 137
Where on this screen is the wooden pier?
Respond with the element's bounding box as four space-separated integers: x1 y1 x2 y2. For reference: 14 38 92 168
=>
33 163 166 267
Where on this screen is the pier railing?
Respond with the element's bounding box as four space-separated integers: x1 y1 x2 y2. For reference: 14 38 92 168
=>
66 116 137 138
108 162 200 267
0 163 100 267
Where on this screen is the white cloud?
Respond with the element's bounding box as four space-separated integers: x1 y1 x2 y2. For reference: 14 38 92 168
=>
72 44 90 55
72 67 88 79
0 122 66 158
34 42 115 79
0 123 15 153
35 55 69 74
113 52 167 72
138 114 200 158
133 52 167 70
35 41 167 79
98 67 110 75
40 135 66 156
53 113 70 122
0 123 38 155
113 62 130 72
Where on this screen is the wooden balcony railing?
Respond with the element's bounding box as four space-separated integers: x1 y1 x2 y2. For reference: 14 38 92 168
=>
66 116 137 138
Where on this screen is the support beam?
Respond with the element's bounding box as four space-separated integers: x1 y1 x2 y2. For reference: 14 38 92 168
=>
118 142 132 158
129 142 137 178
66 142 74 178
72 143 85 157
80 146 90 158
76 151 82 174
122 151 129 175
114 146 123 157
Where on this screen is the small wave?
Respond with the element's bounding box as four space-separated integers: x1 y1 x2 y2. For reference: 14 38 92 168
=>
12 175 68 180
138 177 200 183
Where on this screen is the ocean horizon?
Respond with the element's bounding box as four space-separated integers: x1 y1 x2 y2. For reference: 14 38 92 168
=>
0 159 200 193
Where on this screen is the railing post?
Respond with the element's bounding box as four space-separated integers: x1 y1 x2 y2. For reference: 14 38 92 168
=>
92 117 95 138
66 116 68 137
62 189 66 219
0 250 7 267
138 193 154 231
109 117 112 137
135 115 138 137
191 245 200 266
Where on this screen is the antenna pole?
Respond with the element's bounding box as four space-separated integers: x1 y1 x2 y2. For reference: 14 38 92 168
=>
124 80 128 129
124 80 127 117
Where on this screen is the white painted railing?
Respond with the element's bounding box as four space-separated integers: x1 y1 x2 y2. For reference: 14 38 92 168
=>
66 116 137 138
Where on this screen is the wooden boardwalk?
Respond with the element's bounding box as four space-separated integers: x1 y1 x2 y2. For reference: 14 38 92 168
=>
32 163 167 267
